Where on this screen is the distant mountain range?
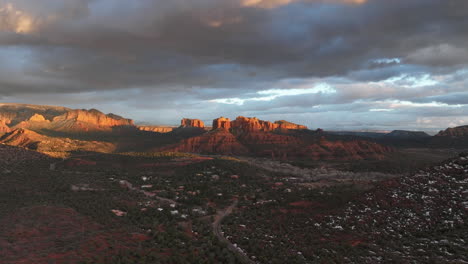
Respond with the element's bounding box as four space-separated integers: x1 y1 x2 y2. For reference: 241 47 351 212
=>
1 103 468 159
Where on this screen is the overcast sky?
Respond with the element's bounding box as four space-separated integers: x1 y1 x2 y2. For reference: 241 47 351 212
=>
1 0 467 131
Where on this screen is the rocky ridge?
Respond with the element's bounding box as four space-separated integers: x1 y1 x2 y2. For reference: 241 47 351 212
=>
0 104 135 133
181 118 205 128
162 116 392 160
436 125 468 137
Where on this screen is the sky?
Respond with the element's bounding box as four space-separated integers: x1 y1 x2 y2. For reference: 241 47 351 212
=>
0 0 467 132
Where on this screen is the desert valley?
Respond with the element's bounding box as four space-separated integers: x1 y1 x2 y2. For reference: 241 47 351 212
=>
0 103 466 263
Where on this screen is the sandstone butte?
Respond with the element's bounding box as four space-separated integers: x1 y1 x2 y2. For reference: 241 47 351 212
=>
52 109 134 128
161 116 392 160
212 116 308 133
180 118 205 128
138 126 175 133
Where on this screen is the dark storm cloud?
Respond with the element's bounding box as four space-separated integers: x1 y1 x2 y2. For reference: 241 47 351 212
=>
1 0 467 130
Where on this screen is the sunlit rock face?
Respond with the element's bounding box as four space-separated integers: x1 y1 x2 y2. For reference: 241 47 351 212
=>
275 120 308 130
212 117 231 130
138 126 175 133
0 104 135 133
0 104 69 127
228 116 307 134
0 120 10 135
49 109 134 132
230 116 277 133
163 115 391 160
181 118 205 128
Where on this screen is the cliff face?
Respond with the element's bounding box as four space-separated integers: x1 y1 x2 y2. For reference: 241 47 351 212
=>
0 120 11 135
181 118 204 128
0 104 135 133
0 103 69 126
229 116 308 134
138 126 175 133
213 117 231 130
51 109 134 131
230 116 276 133
162 116 392 160
275 120 308 130
436 126 468 137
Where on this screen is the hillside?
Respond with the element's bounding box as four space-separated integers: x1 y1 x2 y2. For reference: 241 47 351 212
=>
224 153 468 263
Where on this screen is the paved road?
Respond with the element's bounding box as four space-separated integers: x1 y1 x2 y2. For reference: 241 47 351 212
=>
213 200 256 264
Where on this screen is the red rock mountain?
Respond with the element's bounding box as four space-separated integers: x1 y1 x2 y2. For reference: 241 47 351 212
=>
49 109 134 132
213 117 231 130
436 125 468 137
138 126 176 133
0 120 10 135
181 118 205 128
161 129 249 154
162 117 392 160
0 104 135 133
0 128 115 153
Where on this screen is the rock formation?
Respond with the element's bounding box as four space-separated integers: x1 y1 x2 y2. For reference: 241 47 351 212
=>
275 120 308 130
0 103 70 126
162 116 392 160
384 130 430 139
161 129 248 154
436 125 468 137
0 104 135 133
0 120 11 135
230 116 277 133
213 116 308 134
213 117 231 130
0 128 115 153
181 118 205 128
51 109 134 131
138 126 175 133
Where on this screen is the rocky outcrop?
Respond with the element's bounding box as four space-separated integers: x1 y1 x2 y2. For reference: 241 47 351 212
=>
14 114 51 131
0 103 70 126
0 104 135 133
213 117 231 130
0 120 11 135
163 115 392 160
138 126 175 133
230 116 277 133
436 125 468 137
0 128 115 153
213 116 307 134
50 109 134 132
275 120 308 130
161 129 248 154
181 118 204 128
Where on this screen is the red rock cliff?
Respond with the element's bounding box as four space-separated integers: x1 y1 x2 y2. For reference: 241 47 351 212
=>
181 118 205 128
213 117 231 130
51 109 134 131
275 120 308 130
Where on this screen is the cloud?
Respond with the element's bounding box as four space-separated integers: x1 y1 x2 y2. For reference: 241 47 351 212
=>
1 0 468 130
241 0 368 9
